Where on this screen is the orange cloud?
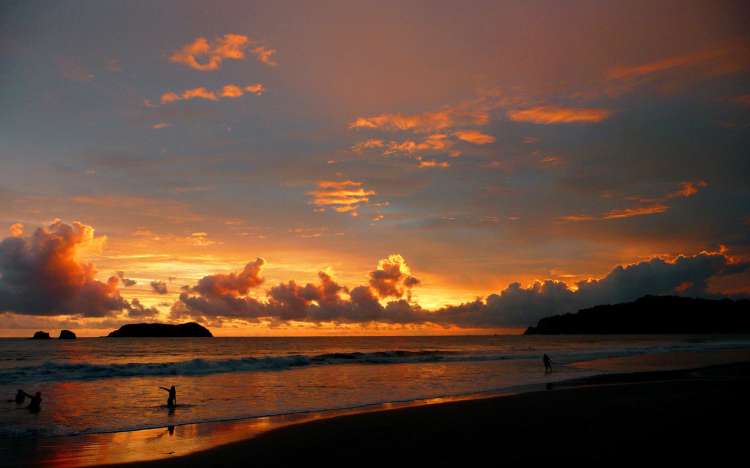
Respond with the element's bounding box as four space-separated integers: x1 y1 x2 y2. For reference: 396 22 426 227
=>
308 180 376 216
0 220 155 318
251 46 277 66
601 41 750 96
507 106 611 124
383 134 452 156
159 84 264 104
170 34 276 71
8 223 23 237
670 180 707 198
151 122 172 129
558 215 595 222
454 130 496 145
350 108 489 133
418 159 450 168
352 139 385 153
608 46 741 80
602 204 669 219
190 258 266 297
561 180 706 222
369 254 420 299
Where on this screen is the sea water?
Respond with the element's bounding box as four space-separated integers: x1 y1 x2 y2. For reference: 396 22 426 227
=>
1 335 748 438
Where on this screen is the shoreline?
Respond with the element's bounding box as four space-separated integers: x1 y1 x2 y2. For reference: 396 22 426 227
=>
105 359 750 466
2 347 749 466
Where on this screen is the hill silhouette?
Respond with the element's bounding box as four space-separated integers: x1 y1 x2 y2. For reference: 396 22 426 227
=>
108 322 213 337
525 295 750 335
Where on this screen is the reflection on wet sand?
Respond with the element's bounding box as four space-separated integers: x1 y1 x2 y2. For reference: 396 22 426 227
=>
5 392 511 468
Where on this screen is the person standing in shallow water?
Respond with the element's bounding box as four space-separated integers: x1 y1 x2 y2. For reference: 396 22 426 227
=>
543 354 552 373
18 391 42 412
160 385 177 409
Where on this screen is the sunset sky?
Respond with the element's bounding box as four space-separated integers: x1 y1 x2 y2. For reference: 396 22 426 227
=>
1 0 749 336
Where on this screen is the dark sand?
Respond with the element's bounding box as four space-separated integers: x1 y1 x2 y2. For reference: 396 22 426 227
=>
104 361 750 466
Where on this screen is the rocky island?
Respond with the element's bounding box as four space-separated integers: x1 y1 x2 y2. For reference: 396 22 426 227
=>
31 331 51 339
107 322 213 338
59 330 77 339
525 295 750 335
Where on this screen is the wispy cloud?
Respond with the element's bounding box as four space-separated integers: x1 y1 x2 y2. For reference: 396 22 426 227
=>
350 107 488 133
602 204 669 219
159 84 264 104
507 106 611 124
601 40 750 96
560 180 707 222
607 44 745 80
170 34 277 71
308 180 376 216
417 159 450 168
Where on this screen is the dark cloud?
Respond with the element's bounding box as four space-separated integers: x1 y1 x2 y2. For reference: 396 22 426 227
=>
0 221 127 317
172 251 748 328
431 251 750 327
368 254 420 299
150 280 168 295
190 258 265 297
0 221 157 319
116 271 137 287
125 298 159 318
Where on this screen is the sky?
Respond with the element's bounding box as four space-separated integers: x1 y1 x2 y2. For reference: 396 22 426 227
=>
1 0 749 336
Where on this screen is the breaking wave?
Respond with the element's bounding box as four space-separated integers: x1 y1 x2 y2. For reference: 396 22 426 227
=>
0 350 518 384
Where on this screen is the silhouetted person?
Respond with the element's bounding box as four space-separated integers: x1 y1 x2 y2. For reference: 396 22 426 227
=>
160 385 176 409
543 354 552 373
15 389 26 404
20 391 42 412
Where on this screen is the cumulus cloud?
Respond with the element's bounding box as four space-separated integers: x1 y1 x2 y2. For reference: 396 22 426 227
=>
507 106 611 124
150 280 168 295
171 251 747 328
125 298 159 318
172 255 427 325
368 254 420 299
159 83 264 104
0 221 126 316
190 258 266 297
308 180 376 216
170 34 276 71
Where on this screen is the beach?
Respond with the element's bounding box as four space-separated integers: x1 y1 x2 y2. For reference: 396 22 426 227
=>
5 346 749 466
108 362 750 465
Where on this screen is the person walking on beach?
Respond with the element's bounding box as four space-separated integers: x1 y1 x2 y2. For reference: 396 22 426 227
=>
18 391 42 412
160 385 177 409
543 354 552 373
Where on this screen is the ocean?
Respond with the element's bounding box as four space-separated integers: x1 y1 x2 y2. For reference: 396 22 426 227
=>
1 335 748 438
